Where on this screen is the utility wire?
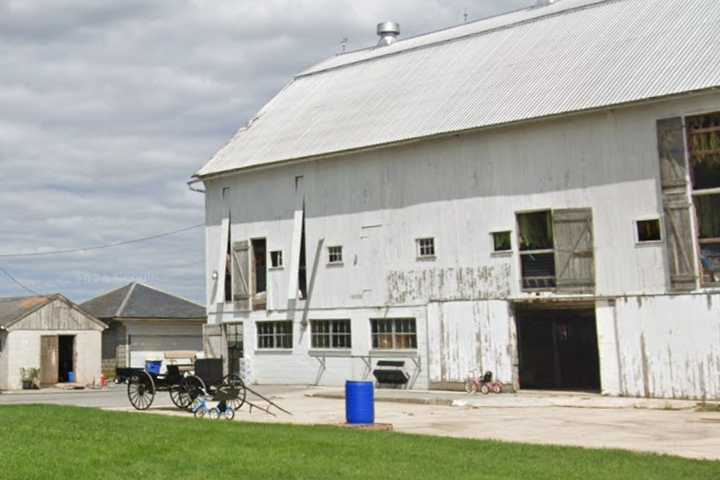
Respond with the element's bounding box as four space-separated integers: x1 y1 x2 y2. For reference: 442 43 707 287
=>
0 223 203 259
0 265 40 295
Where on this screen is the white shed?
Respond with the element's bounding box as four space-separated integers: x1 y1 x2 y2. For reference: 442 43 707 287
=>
0 294 106 390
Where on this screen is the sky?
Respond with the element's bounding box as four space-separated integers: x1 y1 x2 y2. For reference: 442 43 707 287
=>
0 0 534 304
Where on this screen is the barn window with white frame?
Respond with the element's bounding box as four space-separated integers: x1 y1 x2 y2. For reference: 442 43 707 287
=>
256 321 293 349
416 238 435 258
371 318 417 350
311 319 351 349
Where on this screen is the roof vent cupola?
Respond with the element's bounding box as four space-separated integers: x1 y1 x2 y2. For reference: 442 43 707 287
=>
376 21 400 46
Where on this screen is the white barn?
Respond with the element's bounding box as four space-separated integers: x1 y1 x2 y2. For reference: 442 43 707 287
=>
191 0 720 399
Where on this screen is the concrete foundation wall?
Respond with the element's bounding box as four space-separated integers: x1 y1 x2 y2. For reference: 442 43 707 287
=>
238 306 428 388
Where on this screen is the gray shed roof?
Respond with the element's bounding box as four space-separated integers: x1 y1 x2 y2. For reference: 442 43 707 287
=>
0 295 54 327
81 283 206 320
197 0 720 178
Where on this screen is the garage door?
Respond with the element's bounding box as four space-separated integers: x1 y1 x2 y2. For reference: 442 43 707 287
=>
129 335 203 368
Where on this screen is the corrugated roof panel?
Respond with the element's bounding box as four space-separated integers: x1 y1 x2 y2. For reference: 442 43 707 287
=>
197 0 720 178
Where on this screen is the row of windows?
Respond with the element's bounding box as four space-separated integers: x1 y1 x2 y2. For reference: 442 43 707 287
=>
256 318 418 351
266 239 437 268
264 219 662 273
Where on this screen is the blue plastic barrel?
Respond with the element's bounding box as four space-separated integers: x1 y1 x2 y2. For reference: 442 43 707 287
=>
145 360 162 375
67 371 76 383
345 381 374 424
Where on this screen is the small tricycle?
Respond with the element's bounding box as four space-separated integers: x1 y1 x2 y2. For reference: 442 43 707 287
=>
464 370 503 395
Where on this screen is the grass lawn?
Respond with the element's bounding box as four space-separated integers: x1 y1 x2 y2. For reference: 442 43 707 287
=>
0 405 718 480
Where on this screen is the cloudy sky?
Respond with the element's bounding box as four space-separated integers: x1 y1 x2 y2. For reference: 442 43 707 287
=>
0 0 533 304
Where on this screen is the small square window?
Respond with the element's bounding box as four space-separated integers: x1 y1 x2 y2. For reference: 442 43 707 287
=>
270 250 283 268
328 246 343 264
416 238 435 258
222 187 231 199
636 219 662 243
492 231 512 252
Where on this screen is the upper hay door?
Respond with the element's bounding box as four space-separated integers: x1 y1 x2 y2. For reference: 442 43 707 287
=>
552 208 595 294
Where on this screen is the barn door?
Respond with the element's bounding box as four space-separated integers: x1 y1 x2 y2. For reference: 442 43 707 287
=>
656 117 698 291
40 335 59 386
552 208 595 293
231 240 250 309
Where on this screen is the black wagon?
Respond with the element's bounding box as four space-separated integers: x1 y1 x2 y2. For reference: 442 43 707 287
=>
122 358 246 411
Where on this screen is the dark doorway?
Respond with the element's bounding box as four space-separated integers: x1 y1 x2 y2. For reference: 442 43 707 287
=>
225 323 244 378
515 305 600 391
58 335 75 383
252 239 267 294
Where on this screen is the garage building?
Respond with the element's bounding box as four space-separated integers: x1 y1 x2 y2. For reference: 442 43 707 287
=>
81 282 206 374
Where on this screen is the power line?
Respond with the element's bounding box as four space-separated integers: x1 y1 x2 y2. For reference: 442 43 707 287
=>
0 223 203 259
0 265 40 295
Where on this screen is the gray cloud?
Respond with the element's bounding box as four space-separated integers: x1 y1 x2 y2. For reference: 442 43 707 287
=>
0 0 534 303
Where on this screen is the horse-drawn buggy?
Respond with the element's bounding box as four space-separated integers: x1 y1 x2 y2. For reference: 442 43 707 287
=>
120 358 246 411
118 358 289 417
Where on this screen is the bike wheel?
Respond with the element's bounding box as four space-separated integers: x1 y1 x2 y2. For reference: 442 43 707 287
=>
480 384 490 395
224 407 235 421
208 408 220 420
194 408 206 419
492 383 502 394
464 380 477 394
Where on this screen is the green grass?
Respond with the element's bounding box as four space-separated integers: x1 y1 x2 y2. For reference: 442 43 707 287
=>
0 405 717 480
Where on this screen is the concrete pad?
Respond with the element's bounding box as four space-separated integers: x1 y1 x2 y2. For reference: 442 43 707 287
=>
115 387 720 461
309 388 701 410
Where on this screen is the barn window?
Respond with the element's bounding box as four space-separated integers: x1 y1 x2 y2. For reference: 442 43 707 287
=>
517 211 556 289
328 246 343 264
636 219 662 243
517 209 595 292
491 231 512 252
416 238 435 259
311 320 351 349
687 112 720 286
270 250 283 268
371 318 417 350
256 321 293 350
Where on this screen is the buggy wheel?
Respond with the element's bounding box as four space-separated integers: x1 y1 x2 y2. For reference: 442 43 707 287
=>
480 384 490 395
464 380 477 394
179 375 206 411
221 374 247 410
492 383 502 394
127 371 155 410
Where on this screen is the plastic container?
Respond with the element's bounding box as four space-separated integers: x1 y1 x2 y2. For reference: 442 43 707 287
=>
145 360 162 375
67 371 76 383
345 380 374 424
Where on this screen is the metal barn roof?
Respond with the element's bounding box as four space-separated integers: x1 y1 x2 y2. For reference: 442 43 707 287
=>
81 282 206 320
197 0 720 178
